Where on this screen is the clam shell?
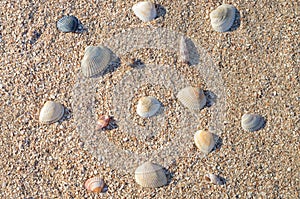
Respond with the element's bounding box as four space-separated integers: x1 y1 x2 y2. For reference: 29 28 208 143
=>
132 1 157 22
135 162 167 188
84 177 105 193
241 113 265 132
177 86 206 110
204 173 223 185
81 46 111 78
194 130 215 154
136 96 161 118
96 115 110 130
39 101 64 124
210 4 236 32
57 16 80 33
179 36 189 64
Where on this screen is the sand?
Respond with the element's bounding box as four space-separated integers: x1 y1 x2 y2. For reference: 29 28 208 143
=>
0 0 299 198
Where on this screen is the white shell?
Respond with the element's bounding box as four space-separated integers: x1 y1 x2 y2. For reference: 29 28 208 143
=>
241 113 265 132
179 36 189 64
84 177 105 193
135 162 167 188
39 101 64 124
194 130 215 154
81 46 111 78
210 4 236 32
136 96 161 118
204 173 223 185
132 1 157 22
177 86 206 110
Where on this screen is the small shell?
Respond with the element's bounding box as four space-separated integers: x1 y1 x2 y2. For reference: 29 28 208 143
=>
57 16 81 33
96 115 110 130
204 173 223 185
177 86 206 110
81 46 111 78
241 113 265 132
39 101 64 124
194 130 215 154
210 4 236 32
179 36 189 64
132 1 157 22
135 162 167 188
84 177 105 193
136 96 161 118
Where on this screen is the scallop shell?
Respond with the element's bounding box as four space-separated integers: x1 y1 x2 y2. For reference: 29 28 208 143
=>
96 115 110 130
194 130 215 154
81 46 111 78
132 1 157 22
135 162 167 188
204 173 223 185
57 16 81 33
136 96 161 118
39 101 64 124
210 4 236 32
177 86 207 110
84 177 105 193
179 36 189 64
241 113 265 132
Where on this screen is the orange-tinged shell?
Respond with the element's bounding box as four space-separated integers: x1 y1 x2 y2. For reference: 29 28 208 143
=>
194 130 215 154
177 86 206 110
96 115 110 130
84 177 105 193
39 101 64 124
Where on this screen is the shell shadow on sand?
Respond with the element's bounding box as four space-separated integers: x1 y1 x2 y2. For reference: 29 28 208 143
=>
229 8 241 32
155 4 167 18
182 38 200 66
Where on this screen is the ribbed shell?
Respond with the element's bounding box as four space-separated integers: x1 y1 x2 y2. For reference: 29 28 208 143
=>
132 1 157 22
179 36 189 64
136 96 161 118
177 86 206 110
194 130 215 154
56 16 79 33
135 162 167 188
81 46 111 78
84 177 105 193
204 173 223 185
210 4 236 32
241 114 265 132
39 101 64 124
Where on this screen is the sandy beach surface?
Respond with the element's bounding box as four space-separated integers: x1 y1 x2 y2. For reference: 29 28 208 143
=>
0 0 299 198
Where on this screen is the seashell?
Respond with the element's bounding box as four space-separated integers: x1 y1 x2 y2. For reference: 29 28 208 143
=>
96 115 110 130
204 173 224 185
136 96 161 118
210 4 236 32
241 113 265 132
135 162 167 188
39 101 64 124
177 86 207 110
81 46 111 78
179 36 189 64
194 130 215 154
57 16 82 33
84 177 105 193
132 1 157 22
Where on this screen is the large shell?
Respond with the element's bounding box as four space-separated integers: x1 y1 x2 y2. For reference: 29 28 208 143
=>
210 4 236 32
204 173 224 185
177 86 207 110
81 46 111 78
179 36 189 64
194 130 215 154
135 162 167 188
84 177 105 193
136 96 161 118
57 16 81 33
132 1 157 22
241 113 265 132
39 101 64 124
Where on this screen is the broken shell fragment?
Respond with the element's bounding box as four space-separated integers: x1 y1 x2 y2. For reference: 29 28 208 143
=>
132 1 157 22
210 4 236 32
84 177 105 193
135 162 167 188
96 115 110 130
136 96 161 118
179 36 189 64
39 101 64 124
241 113 265 132
204 173 224 185
177 86 207 110
56 16 82 33
194 130 215 154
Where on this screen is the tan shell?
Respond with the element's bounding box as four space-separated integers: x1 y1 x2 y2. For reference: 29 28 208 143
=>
132 1 157 22
194 130 215 154
204 173 223 185
136 96 161 118
39 101 64 124
241 113 265 132
210 4 236 32
179 36 189 64
96 115 110 130
135 162 167 188
81 46 111 78
177 86 206 110
84 177 105 193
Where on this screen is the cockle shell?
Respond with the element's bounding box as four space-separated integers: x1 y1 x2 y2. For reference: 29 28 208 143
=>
177 86 207 110
204 173 224 185
39 101 64 124
96 115 110 130
57 16 82 33
136 96 161 118
241 113 265 132
81 46 111 78
179 36 189 64
210 4 236 32
135 162 167 188
194 130 215 154
132 1 157 22
84 177 105 193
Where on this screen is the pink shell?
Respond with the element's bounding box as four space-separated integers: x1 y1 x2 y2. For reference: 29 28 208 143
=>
96 115 110 130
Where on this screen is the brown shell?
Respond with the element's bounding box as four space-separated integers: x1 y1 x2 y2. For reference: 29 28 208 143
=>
194 130 215 154
84 177 105 193
96 115 110 130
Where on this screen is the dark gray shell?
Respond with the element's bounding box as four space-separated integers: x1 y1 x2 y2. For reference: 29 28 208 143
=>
57 16 80 33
